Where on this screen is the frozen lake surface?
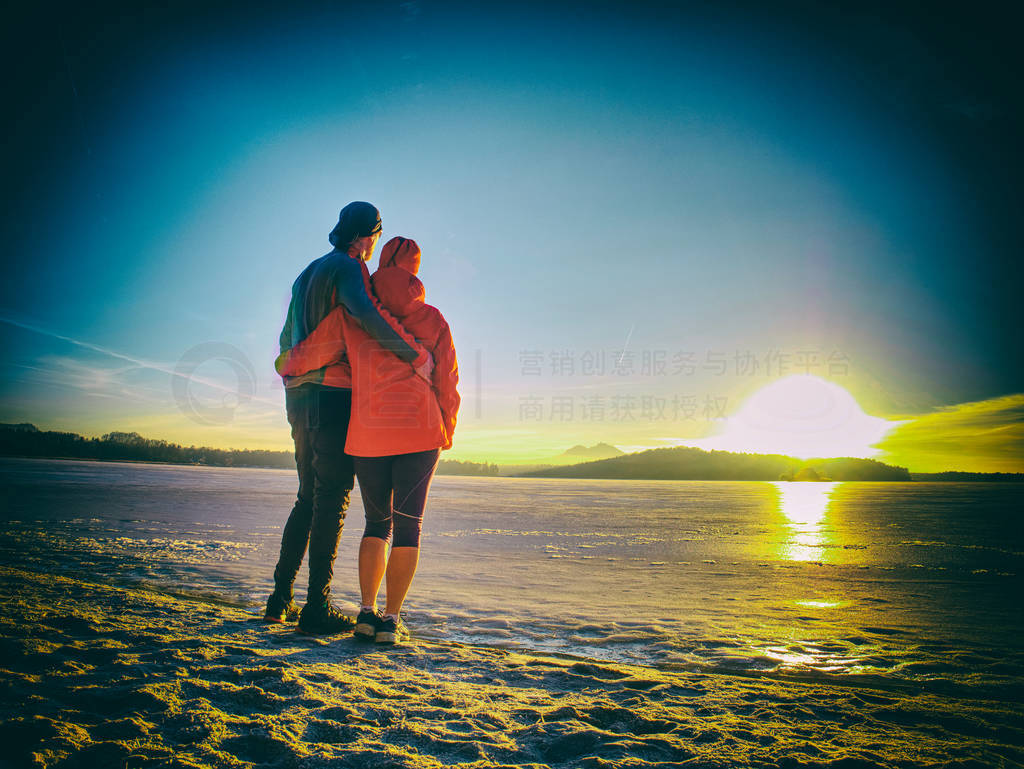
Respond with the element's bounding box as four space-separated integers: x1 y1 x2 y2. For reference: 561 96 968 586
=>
2 457 1021 702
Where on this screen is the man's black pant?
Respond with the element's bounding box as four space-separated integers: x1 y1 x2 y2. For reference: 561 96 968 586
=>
272 383 354 605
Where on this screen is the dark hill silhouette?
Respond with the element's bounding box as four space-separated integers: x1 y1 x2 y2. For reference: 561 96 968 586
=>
521 446 912 481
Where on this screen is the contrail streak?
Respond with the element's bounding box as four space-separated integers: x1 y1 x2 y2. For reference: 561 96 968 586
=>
0 316 281 409
617 323 635 367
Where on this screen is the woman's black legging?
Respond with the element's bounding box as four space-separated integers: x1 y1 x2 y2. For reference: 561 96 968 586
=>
354 448 441 548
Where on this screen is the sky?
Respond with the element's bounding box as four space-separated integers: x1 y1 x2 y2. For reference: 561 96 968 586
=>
1 0 1021 472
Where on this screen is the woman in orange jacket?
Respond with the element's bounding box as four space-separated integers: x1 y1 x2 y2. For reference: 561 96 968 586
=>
277 236 459 643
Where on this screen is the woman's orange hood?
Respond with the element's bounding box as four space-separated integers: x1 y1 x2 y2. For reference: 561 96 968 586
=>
378 236 421 274
373 237 425 317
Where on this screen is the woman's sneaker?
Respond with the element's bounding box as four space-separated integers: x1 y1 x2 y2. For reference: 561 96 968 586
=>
263 592 301 624
354 608 381 641
297 601 354 635
374 615 408 644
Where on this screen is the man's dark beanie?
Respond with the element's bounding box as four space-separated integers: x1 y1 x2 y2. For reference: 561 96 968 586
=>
329 201 383 248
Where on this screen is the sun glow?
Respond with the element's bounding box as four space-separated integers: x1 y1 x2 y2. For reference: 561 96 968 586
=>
686 375 899 459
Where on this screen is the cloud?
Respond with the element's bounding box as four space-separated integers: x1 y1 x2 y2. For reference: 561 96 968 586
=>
876 393 1024 473
30 355 160 402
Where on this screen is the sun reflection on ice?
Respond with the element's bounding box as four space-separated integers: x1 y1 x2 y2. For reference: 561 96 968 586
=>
794 600 842 608
772 481 841 562
759 644 865 673
747 482 876 677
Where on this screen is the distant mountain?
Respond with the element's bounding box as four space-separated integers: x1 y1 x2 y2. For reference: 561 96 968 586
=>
507 443 627 470
521 446 912 481
560 442 624 460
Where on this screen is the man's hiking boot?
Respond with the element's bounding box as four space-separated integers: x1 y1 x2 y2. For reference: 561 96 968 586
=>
374 614 408 645
298 600 354 635
354 608 381 641
263 592 300 624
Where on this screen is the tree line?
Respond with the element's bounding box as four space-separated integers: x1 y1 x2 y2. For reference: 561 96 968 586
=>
0 424 499 476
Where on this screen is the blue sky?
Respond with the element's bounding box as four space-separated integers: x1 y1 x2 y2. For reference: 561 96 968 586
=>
2 2 1021 469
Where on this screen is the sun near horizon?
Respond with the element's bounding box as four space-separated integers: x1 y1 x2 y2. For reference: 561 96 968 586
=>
676 374 902 460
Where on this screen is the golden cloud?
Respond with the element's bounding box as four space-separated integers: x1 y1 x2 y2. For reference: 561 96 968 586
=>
875 393 1024 473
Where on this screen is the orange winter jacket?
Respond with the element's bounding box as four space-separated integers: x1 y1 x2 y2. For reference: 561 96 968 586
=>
277 237 460 456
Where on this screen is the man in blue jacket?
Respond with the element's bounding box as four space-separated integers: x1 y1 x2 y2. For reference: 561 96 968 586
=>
265 201 432 634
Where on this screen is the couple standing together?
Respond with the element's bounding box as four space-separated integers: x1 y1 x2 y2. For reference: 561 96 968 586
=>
263 201 460 644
